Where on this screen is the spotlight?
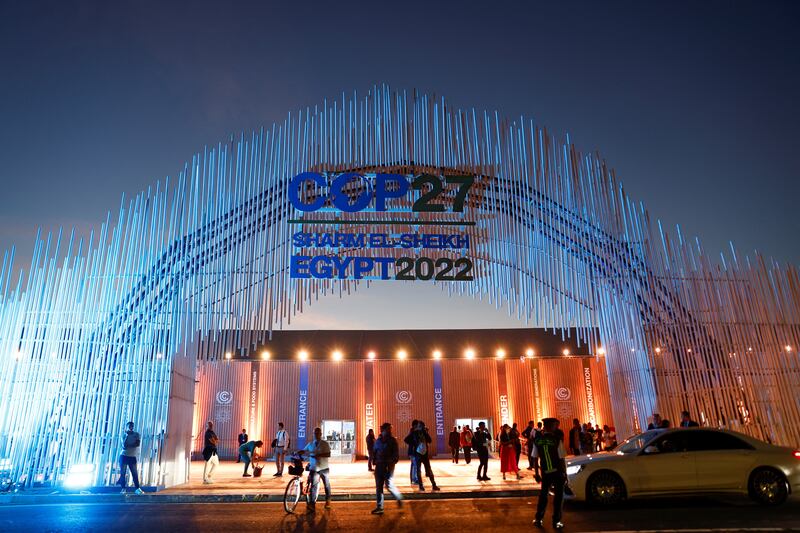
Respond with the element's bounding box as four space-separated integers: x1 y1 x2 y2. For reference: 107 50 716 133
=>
525 348 535 358
562 348 570 356
654 347 662 354
332 350 343 362
464 348 475 360
786 345 793 353
397 349 407 360
156 353 163 359
261 351 271 360
367 351 376 361
596 346 605 355
495 349 506 359
298 350 309 361
64 463 95 489
225 352 232 360
432 350 442 360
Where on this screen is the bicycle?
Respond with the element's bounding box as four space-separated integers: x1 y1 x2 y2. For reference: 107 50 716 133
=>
283 451 317 514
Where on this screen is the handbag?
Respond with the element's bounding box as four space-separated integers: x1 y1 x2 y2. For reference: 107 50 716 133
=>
271 438 278 448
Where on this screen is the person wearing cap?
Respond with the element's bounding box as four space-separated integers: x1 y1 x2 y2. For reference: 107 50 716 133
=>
532 417 567 530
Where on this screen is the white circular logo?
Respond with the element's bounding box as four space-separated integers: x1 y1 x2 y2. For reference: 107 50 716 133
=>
216 390 233 404
395 390 412 404
555 387 571 401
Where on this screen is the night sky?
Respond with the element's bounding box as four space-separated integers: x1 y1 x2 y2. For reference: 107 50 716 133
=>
1 1 798 328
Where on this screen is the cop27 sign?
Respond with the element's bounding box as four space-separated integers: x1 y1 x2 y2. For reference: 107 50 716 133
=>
288 172 476 281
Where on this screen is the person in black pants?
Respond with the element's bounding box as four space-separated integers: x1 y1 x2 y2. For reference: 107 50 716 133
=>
533 418 567 530
448 426 460 464
472 421 491 481
366 428 376 471
236 428 248 463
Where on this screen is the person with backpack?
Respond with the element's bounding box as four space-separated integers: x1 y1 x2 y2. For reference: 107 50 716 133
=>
404 420 440 491
371 422 403 514
202 420 219 484
116 421 143 494
460 425 474 464
473 421 491 481
404 420 420 485
273 422 290 477
533 417 567 530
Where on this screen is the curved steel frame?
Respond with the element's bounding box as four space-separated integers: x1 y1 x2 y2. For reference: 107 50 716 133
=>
0 85 798 487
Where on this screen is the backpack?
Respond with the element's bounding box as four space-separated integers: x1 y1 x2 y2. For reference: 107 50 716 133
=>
415 440 428 455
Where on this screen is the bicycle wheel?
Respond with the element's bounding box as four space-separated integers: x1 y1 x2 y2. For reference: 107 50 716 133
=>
283 477 302 514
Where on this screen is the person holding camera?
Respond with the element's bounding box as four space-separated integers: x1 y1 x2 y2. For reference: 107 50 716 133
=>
116 421 143 494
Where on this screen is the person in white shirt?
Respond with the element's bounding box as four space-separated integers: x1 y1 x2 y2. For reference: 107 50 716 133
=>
273 422 290 476
303 426 331 512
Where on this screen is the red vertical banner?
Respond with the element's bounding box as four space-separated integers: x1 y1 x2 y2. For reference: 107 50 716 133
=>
582 357 596 426
530 358 542 421
496 359 510 426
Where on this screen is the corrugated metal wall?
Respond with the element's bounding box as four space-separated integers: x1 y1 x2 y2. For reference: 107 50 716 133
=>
193 357 616 458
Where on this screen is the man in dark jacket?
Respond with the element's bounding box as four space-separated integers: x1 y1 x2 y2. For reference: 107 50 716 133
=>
404 420 420 485
371 422 403 514
366 428 376 471
533 418 567 530
202 421 219 484
236 428 247 462
680 410 699 427
473 421 491 481
448 426 460 463
568 418 582 455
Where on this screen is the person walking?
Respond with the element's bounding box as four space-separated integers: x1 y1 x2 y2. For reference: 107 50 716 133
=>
236 428 248 463
366 428 376 472
273 422 289 476
473 421 491 481
510 422 522 468
303 427 332 512
533 417 567 530
371 422 403 515
406 420 440 491
680 410 699 427
202 421 219 484
568 419 582 455
239 439 263 477
448 426 460 464
116 421 143 494
460 425 473 464
499 424 521 480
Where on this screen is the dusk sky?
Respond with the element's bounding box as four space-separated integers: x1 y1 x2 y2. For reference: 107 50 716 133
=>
1 1 798 329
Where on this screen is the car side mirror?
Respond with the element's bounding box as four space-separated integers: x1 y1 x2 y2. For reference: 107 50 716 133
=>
643 445 659 454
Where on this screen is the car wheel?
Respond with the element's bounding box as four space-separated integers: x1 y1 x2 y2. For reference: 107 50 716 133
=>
749 468 789 506
587 470 626 505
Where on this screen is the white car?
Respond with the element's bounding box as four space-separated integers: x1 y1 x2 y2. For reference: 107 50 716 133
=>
565 428 800 505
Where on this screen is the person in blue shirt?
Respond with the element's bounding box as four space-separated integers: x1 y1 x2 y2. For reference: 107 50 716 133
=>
238 439 263 477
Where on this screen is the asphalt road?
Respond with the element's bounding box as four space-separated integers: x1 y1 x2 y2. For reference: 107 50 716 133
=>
0 496 798 532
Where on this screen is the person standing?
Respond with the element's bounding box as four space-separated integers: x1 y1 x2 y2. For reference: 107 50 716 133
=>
239 439 263 477
366 428 376 472
116 421 143 494
647 413 663 430
499 424 521 480
448 426 460 464
406 421 440 491
236 428 248 463
273 422 289 477
568 419 582 455
594 425 603 452
603 425 617 451
580 423 594 455
533 417 567 530
680 410 699 427
521 420 537 470
510 422 522 468
303 427 332 512
202 421 219 484
371 422 403 515
460 425 473 464
404 420 420 485
473 421 491 481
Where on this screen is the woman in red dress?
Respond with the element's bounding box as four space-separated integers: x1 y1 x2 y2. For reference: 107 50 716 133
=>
499 424 521 480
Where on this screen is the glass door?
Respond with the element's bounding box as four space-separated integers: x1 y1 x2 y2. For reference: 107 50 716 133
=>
321 420 356 461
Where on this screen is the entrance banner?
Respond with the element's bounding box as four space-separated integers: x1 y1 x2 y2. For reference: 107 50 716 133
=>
364 362 374 434
530 358 542 421
496 359 510 426
249 362 260 437
432 361 445 454
582 357 596 425
297 363 309 449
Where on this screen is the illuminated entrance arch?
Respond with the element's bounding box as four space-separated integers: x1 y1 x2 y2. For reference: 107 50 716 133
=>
0 85 798 488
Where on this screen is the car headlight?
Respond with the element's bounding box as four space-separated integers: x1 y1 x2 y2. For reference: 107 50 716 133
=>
566 465 584 476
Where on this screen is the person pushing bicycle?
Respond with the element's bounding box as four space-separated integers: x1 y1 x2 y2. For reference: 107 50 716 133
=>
302 426 332 512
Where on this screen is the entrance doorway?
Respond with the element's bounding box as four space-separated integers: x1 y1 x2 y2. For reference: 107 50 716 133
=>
456 418 494 452
321 420 356 462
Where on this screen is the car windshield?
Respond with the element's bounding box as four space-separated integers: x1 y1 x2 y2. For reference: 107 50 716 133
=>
615 430 662 454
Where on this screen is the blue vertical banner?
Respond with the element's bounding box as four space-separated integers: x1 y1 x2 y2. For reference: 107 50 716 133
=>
297 363 309 449
432 361 445 455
